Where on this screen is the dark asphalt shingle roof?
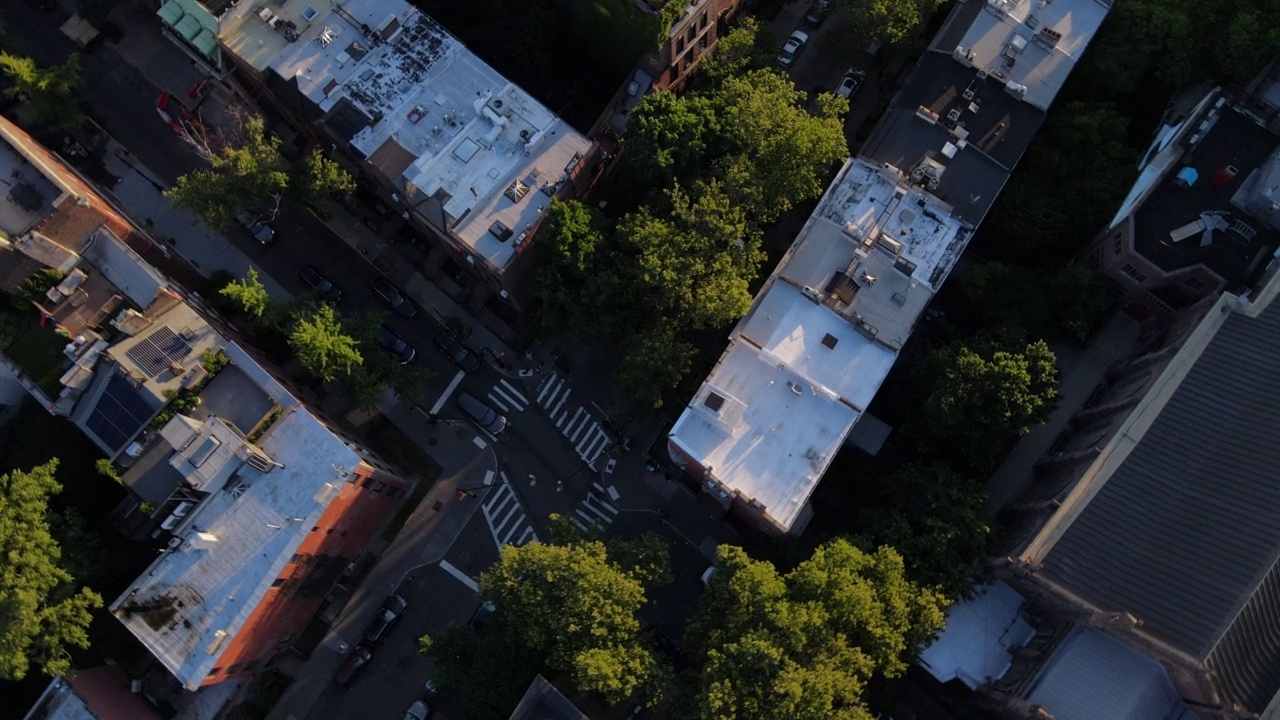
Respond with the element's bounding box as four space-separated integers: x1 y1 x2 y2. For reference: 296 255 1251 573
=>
1041 298 1280 711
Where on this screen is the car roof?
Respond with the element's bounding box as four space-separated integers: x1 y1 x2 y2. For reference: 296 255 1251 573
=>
791 30 809 41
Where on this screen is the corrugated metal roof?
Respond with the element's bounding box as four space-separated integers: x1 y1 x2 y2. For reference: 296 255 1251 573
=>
1041 299 1280 710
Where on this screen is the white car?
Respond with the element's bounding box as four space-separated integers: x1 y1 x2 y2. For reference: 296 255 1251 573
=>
403 700 431 720
835 68 866 99
777 30 809 67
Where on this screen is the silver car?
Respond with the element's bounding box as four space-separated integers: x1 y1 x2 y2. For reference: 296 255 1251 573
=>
778 30 809 67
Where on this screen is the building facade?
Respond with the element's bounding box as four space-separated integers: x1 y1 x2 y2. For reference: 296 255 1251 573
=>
637 0 742 93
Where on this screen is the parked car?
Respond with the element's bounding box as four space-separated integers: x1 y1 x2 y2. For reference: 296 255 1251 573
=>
403 700 432 720
235 210 275 245
835 67 866 100
298 265 342 304
377 326 416 364
433 332 481 372
456 391 508 435
334 645 373 686
470 601 496 631
777 30 809 67
804 0 831 26
371 277 417 318
363 595 408 645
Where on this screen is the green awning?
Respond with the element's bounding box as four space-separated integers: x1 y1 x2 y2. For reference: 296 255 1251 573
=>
192 28 219 59
156 0 185 27
175 14 202 40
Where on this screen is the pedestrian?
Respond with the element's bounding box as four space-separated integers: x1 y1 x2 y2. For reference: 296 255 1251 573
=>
528 474 536 487
556 480 563 493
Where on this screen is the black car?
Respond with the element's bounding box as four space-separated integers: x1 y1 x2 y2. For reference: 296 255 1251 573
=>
470 601 496 631
363 594 408 645
377 326 416 364
433 332 481 372
371 277 418 318
299 265 342 304
334 645 372 686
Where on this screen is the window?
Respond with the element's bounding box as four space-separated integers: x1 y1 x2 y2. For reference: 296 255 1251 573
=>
361 477 373 488
373 482 386 493
676 37 685 54
1112 234 1123 255
699 12 707 30
1120 264 1147 284
311 525 320 532
703 392 726 412
687 26 695 43
210 667 224 676
272 578 286 587
289 554 302 563
226 663 245 675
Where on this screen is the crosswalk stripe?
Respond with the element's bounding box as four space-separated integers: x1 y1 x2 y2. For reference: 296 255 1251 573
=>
483 469 495 486
555 410 568 428
536 375 556 404
487 393 511 413
580 430 610 461
575 508 602 528
491 383 525 410
550 387 571 417
580 499 613 523
499 379 528 403
589 494 619 515
567 410 588 442
516 526 537 546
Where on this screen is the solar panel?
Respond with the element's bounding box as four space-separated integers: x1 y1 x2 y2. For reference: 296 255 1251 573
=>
125 327 193 377
85 371 158 451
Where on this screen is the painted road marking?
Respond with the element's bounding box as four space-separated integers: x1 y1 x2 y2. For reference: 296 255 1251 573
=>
429 370 466 415
439 559 479 592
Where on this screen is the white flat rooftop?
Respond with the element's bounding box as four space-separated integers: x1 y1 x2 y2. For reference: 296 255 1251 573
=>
669 158 971 532
670 341 861 531
739 282 896 407
223 0 589 270
112 406 360 690
952 0 1111 111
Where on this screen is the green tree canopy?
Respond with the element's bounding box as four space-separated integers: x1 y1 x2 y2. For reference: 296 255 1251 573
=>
624 91 721 187
289 147 356 219
0 460 103 680
0 53 82 129
480 541 664 705
534 200 636 343
835 0 938 44
711 70 848 224
167 117 289 229
920 338 1060 469
696 17 777 89
682 541 947 720
857 463 989 600
623 180 762 330
218 267 271 319
289 304 363 382
615 321 695 410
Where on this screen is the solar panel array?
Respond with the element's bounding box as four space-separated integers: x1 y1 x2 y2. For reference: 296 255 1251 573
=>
85 370 157 451
125 326 192 378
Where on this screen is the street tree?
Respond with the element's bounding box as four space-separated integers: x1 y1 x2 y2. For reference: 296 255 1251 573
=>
624 91 721 188
289 147 356 219
0 53 83 129
218 267 271 318
623 181 762 330
615 321 695 410
535 200 637 343
478 540 666 706
681 541 947 719
835 0 939 44
712 70 848 224
167 117 289 230
857 463 990 600
0 460 103 680
289 304 363 382
695 17 777 89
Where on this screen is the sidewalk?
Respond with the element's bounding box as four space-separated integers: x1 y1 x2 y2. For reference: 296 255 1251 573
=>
266 410 495 720
99 143 288 296
984 313 1142 512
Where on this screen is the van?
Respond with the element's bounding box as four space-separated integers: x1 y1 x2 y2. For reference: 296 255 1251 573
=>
456 392 508 435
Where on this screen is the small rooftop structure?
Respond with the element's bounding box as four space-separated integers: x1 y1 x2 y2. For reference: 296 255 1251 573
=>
950 0 1112 112
218 0 591 271
668 159 969 533
1022 627 1197 720
507 674 589 720
22 665 163 720
919 581 1035 689
112 407 359 690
